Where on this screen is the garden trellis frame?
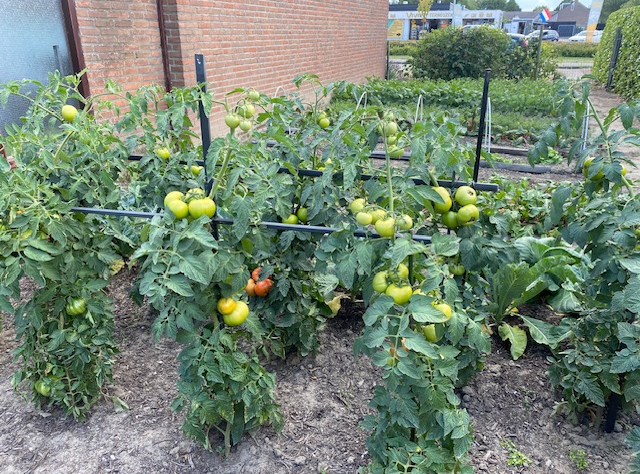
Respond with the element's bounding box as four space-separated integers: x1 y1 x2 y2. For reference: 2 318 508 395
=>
72 55 498 240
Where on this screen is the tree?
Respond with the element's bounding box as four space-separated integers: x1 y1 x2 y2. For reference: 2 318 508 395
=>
533 5 550 12
478 0 507 9
504 0 522 10
600 0 631 22
621 0 640 7
418 0 434 19
459 0 480 8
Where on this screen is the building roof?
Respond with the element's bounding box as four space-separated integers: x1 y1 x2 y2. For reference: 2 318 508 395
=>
502 11 539 21
550 1 590 25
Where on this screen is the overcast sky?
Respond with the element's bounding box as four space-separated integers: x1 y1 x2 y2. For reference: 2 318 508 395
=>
515 0 593 11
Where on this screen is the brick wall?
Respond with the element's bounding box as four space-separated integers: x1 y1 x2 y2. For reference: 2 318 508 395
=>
75 0 387 134
74 0 166 104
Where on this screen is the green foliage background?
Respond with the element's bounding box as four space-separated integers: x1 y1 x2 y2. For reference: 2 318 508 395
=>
592 6 640 100
409 27 557 81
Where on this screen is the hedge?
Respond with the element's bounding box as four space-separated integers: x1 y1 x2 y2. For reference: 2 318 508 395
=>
389 41 418 57
550 42 599 58
592 6 640 100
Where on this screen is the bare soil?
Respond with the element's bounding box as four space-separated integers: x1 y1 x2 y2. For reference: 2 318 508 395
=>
1 87 639 474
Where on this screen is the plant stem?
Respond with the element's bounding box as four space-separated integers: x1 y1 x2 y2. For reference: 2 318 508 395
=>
383 132 395 214
209 146 233 198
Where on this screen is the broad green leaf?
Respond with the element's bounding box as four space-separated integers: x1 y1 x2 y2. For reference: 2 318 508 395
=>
575 372 605 406
430 233 460 257
498 323 527 360
164 275 195 297
520 315 558 348
547 288 582 313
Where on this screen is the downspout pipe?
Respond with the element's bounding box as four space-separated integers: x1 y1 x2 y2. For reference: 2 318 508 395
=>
156 0 172 92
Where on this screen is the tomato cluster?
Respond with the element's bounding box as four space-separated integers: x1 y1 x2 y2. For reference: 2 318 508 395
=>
349 198 413 237
434 185 480 230
245 267 273 297
225 89 261 132
164 188 216 220
216 297 250 326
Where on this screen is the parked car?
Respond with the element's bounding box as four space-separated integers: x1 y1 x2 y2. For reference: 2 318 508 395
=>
508 33 528 47
526 29 560 42
568 30 602 43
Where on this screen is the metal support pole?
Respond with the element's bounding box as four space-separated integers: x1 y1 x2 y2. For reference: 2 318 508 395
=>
194 54 218 238
606 27 623 91
194 54 212 194
534 24 544 80
473 69 491 183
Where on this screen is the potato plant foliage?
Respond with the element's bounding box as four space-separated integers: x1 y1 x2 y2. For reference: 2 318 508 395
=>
1 71 640 472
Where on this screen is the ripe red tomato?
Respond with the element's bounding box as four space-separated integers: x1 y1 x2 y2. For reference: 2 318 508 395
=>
254 279 273 297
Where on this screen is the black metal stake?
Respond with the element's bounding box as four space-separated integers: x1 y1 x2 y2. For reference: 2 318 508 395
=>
473 69 491 183
604 391 621 433
195 54 212 194
606 27 623 91
194 54 218 239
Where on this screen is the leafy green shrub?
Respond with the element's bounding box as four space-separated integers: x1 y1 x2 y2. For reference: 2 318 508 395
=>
592 6 640 99
504 40 558 80
410 27 511 80
389 40 418 57
550 42 599 58
409 27 557 81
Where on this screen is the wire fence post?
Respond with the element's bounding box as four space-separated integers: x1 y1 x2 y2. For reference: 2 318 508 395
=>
606 27 623 91
194 54 218 239
580 100 590 152
473 69 491 183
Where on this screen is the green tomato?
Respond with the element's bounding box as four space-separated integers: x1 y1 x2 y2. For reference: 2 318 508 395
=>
422 324 442 343
456 204 479 225
397 214 413 231
349 198 366 214
247 89 261 101
61 104 78 122
433 187 453 214
388 146 405 159
454 186 477 206
383 121 398 136
356 212 373 226
238 103 255 118
190 165 203 176
167 199 189 219
395 263 409 280
582 157 604 180
432 302 453 320
188 198 216 219
370 208 386 224
283 214 299 225
239 120 252 132
35 379 51 397
225 114 240 129
385 284 413 305
387 135 397 145
65 297 87 316
441 211 458 230
156 147 171 160
375 217 396 238
318 117 331 129
296 207 308 223
222 301 249 326
372 271 389 293
449 263 465 276
164 191 184 207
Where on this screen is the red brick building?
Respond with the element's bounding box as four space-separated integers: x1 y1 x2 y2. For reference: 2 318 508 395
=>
2 0 388 134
